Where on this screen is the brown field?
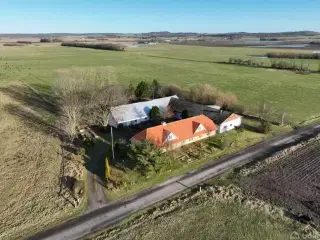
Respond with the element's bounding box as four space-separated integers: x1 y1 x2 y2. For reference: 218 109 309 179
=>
241 140 320 227
0 83 84 240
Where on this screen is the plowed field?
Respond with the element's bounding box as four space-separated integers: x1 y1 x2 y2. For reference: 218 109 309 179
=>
242 140 320 226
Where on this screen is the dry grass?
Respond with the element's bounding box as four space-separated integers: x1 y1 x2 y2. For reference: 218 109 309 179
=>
0 87 81 240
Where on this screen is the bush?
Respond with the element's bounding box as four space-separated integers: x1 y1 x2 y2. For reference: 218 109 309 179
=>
128 140 173 177
181 109 189 119
151 79 161 98
229 104 245 114
149 106 160 119
126 82 135 99
235 125 245 133
260 120 271 134
17 41 32 44
160 84 182 97
135 81 151 98
40 38 52 43
266 52 320 60
61 42 125 51
3 43 24 46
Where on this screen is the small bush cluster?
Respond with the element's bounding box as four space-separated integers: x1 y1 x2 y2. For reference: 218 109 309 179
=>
266 52 320 59
61 42 125 51
17 41 32 44
128 140 175 177
3 43 25 46
270 59 310 72
40 38 63 43
228 58 264 67
186 84 239 109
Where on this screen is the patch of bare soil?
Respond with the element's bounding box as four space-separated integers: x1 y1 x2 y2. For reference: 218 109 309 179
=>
241 140 320 227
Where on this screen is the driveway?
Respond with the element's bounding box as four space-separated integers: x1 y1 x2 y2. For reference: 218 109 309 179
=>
28 123 320 240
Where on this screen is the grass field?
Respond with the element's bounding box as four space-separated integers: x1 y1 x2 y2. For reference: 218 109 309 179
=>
0 42 318 238
89 194 302 240
0 86 86 240
1 43 320 123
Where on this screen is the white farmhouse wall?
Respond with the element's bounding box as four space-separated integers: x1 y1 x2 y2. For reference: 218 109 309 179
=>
218 117 242 133
108 114 118 127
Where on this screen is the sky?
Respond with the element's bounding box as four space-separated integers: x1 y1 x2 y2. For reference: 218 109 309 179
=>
0 0 319 33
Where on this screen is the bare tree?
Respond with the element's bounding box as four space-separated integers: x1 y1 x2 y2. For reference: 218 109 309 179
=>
54 67 127 140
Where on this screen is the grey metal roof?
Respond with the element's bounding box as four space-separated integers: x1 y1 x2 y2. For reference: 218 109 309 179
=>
110 96 178 123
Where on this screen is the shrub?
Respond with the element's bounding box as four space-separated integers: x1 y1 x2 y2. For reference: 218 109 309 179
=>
149 106 160 119
151 79 161 98
40 38 52 43
188 84 218 104
160 84 182 97
126 82 135 99
235 125 245 133
266 52 320 60
3 43 24 46
128 140 173 176
260 120 272 134
230 104 245 114
181 109 189 119
135 81 151 98
61 42 125 51
17 41 32 44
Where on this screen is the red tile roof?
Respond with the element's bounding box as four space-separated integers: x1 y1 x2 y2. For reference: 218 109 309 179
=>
131 115 216 147
223 113 241 123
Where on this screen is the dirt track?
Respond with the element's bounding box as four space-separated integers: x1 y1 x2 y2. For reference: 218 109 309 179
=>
241 140 320 226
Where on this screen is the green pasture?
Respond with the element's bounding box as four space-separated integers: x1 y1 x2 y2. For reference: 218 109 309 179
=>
0 43 319 123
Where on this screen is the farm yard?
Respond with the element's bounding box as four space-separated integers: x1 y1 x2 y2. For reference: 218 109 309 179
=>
240 138 320 226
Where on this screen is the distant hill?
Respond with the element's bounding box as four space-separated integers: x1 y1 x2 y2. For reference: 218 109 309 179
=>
0 31 319 38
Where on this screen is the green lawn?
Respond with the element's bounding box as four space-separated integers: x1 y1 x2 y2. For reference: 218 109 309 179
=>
1 43 320 123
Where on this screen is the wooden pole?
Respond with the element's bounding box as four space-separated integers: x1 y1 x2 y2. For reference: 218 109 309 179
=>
111 126 115 160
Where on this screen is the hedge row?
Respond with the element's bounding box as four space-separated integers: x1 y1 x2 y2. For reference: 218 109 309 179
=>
228 58 264 67
17 41 32 44
3 43 25 46
40 38 63 43
266 52 320 59
61 42 125 51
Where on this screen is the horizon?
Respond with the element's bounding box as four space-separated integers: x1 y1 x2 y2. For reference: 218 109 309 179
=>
0 30 319 35
0 0 319 33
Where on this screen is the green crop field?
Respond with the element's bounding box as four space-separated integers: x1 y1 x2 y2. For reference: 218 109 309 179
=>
1 43 319 123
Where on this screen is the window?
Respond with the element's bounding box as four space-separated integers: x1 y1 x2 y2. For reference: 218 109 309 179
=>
182 140 186 144
189 138 193 141
135 120 138 123
230 124 233 127
145 117 148 120
168 135 172 140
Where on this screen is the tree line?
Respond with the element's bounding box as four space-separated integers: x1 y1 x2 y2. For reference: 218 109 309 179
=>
128 80 241 113
228 57 314 73
61 42 125 51
266 52 320 60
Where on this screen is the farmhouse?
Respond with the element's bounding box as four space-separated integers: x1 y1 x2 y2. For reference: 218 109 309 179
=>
168 98 242 133
109 95 178 127
131 115 216 150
